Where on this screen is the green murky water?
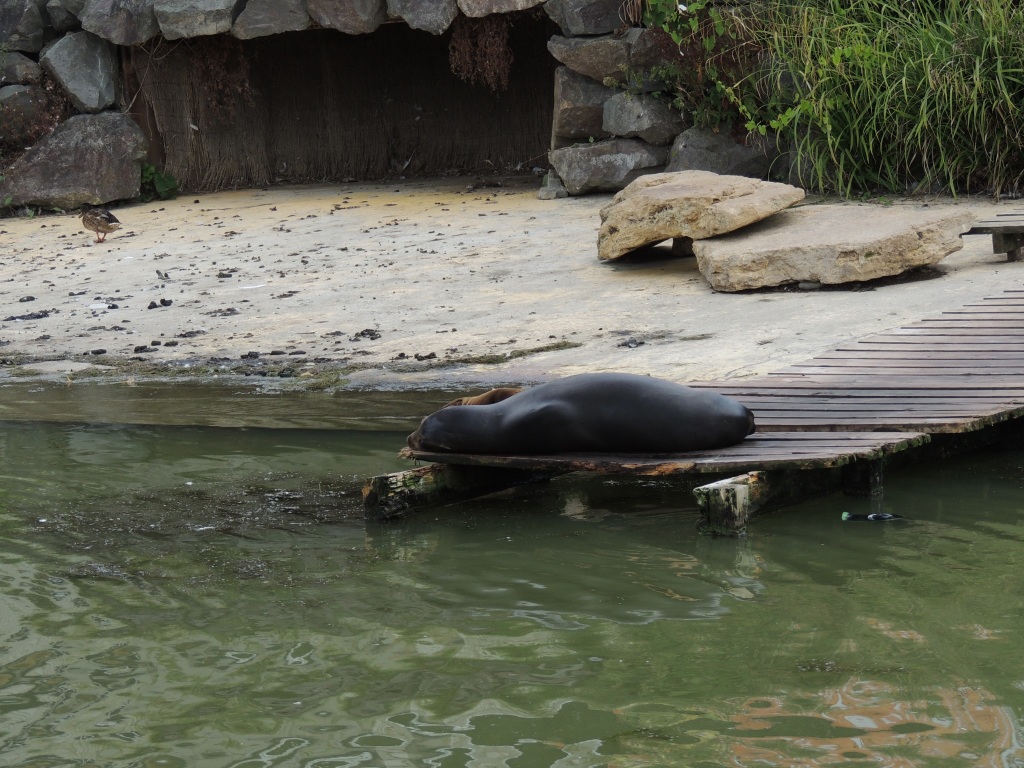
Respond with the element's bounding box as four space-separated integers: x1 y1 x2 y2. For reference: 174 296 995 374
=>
1 383 1023 767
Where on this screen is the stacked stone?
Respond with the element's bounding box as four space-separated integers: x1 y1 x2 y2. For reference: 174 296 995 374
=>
542 0 785 197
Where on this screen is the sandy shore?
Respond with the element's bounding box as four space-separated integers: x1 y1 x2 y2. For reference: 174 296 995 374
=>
1 175 1020 392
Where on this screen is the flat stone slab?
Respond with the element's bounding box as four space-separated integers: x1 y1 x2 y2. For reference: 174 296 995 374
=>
597 171 804 261
693 204 977 292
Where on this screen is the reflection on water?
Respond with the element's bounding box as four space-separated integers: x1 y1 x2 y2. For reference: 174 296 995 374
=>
1 394 1024 766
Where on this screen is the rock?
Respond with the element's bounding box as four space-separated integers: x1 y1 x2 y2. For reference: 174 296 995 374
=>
0 111 147 209
386 0 456 34
597 170 805 260
1 51 43 85
603 91 684 146
549 138 667 196
457 0 545 17
0 0 51 51
692 205 977 291
547 33 630 84
544 0 621 36
537 169 568 200
154 0 244 39
551 66 614 144
79 0 160 45
40 30 116 112
232 0 309 38
628 26 678 72
46 0 83 32
667 125 783 179
0 84 55 148
308 0 386 34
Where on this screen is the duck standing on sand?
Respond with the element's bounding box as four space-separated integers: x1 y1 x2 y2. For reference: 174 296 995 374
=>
79 205 121 242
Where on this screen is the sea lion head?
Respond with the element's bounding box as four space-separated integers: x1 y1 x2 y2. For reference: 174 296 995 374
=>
407 405 499 454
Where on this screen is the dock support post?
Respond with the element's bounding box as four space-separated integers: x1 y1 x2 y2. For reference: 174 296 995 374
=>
992 233 1024 262
363 464 565 521
694 468 841 536
842 459 885 513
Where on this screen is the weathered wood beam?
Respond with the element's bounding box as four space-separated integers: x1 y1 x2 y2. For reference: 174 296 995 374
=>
694 466 849 536
363 464 567 521
992 232 1024 262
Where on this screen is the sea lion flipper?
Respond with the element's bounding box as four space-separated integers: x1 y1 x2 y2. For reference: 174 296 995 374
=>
443 387 522 408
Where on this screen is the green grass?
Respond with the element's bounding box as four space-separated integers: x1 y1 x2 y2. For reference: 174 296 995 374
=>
751 0 1024 196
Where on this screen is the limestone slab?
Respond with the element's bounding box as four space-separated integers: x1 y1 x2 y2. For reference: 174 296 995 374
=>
597 170 805 260
692 204 977 292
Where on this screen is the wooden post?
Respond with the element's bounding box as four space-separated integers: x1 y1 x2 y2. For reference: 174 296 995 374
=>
992 232 1024 262
694 467 843 536
363 463 565 521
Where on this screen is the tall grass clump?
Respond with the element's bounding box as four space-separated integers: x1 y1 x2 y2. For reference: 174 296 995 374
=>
752 0 1024 196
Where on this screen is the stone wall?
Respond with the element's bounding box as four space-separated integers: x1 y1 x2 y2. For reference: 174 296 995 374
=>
1 0 781 208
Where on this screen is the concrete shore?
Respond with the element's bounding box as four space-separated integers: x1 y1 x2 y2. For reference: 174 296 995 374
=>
1 175 1020 393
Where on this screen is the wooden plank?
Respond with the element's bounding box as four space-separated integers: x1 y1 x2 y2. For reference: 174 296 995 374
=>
363 463 567 520
817 349 1024 359
833 343 1024 352
764 373 1024 385
787 362 1024 372
399 432 930 475
859 330 1024 340
694 462 881 536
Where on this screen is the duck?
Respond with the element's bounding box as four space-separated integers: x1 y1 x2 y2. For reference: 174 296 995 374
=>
79 205 121 242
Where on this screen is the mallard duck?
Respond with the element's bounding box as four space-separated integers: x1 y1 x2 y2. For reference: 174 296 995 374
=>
80 205 121 242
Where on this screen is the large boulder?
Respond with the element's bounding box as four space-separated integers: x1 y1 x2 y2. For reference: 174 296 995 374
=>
551 66 614 145
544 0 622 36
0 111 147 208
549 138 667 195
386 0 456 34
79 0 160 45
0 0 51 51
308 0 386 34
0 84 56 148
40 30 117 113
46 0 84 32
602 91 684 146
457 0 544 15
547 33 630 84
597 171 805 260
232 0 309 38
1 51 43 85
547 28 677 90
692 204 977 291
667 125 783 179
154 0 245 39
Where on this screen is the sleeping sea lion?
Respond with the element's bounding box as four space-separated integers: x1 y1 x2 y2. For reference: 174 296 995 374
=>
408 372 755 455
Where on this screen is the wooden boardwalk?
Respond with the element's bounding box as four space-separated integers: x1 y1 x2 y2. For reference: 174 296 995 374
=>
367 288 1024 533
698 289 1024 435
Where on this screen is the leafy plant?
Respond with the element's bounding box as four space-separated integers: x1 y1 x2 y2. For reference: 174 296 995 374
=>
639 0 772 133
748 0 1024 196
140 163 179 201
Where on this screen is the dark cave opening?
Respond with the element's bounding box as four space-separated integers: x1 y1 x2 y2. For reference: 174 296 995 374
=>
126 11 560 191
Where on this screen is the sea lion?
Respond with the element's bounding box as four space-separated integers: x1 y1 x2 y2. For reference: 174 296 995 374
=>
407 372 755 455
443 387 522 408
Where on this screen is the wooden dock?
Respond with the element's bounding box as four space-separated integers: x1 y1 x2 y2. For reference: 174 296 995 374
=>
364 288 1024 534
